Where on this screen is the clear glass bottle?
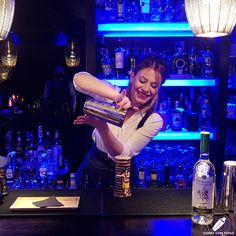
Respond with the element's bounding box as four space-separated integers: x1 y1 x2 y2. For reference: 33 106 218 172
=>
53 130 63 168
201 47 214 78
101 48 113 78
170 100 183 131
170 41 189 76
192 131 215 225
114 38 125 79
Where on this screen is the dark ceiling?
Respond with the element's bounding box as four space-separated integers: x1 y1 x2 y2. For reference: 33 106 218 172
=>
0 0 88 101
11 0 86 34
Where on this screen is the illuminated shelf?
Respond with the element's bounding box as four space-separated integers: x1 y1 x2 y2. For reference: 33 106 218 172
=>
105 78 217 87
97 22 193 37
153 130 215 141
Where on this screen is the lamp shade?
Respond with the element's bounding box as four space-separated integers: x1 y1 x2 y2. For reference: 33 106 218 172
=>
185 0 236 37
0 0 15 40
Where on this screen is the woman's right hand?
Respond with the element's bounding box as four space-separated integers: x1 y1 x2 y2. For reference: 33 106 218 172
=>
114 90 138 111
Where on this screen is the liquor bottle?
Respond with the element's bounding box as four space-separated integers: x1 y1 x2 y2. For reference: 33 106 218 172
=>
201 47 214 78
127 47 137 76
138 160 145 188
114 39 125 79
170 100 183 131
158 102 167 131
161 0 175 22
185 102 199 131
170 41 189 76
115 0 126 22
150 161 158 187
192 131 215 225
126 0 140 22
4 130 13 155
15 131 24 161
53 130 63 168
188 46 200 76
150 0 162 22
101 48 114 78
0 167 8 195
175 162 187 188
163 159 173 188
199 96 212 131
36 126 46 163
140 0 151 22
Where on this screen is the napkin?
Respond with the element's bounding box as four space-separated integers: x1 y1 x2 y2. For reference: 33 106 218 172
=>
32 196 64 208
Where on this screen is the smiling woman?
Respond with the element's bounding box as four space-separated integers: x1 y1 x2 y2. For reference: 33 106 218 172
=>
73 52 167 189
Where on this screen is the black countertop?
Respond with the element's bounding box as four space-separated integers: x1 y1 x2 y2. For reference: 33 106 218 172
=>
0 188 235 236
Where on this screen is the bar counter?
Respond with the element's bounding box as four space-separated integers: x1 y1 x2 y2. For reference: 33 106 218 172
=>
0 188 235 236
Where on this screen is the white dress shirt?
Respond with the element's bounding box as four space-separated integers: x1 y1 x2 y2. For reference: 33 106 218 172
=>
73 73 163 158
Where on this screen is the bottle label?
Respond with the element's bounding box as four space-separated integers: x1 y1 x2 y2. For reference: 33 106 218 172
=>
192 175 214 209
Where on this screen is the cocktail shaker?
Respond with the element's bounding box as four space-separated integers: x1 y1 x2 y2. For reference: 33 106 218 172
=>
220 160 236 212
83 98 127 127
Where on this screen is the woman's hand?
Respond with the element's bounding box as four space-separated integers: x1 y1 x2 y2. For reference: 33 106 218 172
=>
115 90 138 111
73 114 106 129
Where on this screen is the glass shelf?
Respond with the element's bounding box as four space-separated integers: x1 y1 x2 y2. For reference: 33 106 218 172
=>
154 130 215 141
105 78 218 87
97 22 193 37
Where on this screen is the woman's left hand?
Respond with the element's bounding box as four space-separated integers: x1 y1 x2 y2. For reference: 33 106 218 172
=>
73 114 106 129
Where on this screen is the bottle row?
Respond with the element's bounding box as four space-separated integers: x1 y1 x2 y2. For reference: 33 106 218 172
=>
97 39 214 79
135 143 198 188
1 126 70 193
97 0 187 23
158 90 212 132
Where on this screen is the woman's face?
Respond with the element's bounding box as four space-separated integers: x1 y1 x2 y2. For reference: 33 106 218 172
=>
130 68 162 107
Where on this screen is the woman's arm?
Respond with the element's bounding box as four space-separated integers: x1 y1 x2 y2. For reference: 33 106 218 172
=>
73 72 132 109
73 72 119 102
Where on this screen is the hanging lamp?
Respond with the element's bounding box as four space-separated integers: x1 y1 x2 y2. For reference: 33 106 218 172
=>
0 0 15 40
184 0 236 37
65 39 81 67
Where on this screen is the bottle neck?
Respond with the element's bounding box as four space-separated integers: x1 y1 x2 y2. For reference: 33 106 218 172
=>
200 152 209 160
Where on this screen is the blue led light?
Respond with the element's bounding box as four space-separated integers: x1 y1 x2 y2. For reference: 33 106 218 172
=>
105 79 217 87
97 23 194 37
153 131 215 140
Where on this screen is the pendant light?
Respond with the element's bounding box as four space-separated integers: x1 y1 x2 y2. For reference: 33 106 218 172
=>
0 0 15 40
1 36 17 67
65 39 81 67
185 0 236 37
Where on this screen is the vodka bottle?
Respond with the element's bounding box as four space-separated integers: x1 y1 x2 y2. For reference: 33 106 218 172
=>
192 131 215 225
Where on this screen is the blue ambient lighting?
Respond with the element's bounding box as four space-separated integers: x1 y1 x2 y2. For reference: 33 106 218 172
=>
97 23 194 37
105 79 217 87
153 130 215 140
54 32 68 46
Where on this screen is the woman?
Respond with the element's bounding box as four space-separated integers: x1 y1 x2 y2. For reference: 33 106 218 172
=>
73 52 166 188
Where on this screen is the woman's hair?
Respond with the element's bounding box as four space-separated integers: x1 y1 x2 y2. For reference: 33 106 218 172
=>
126 52 167 114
